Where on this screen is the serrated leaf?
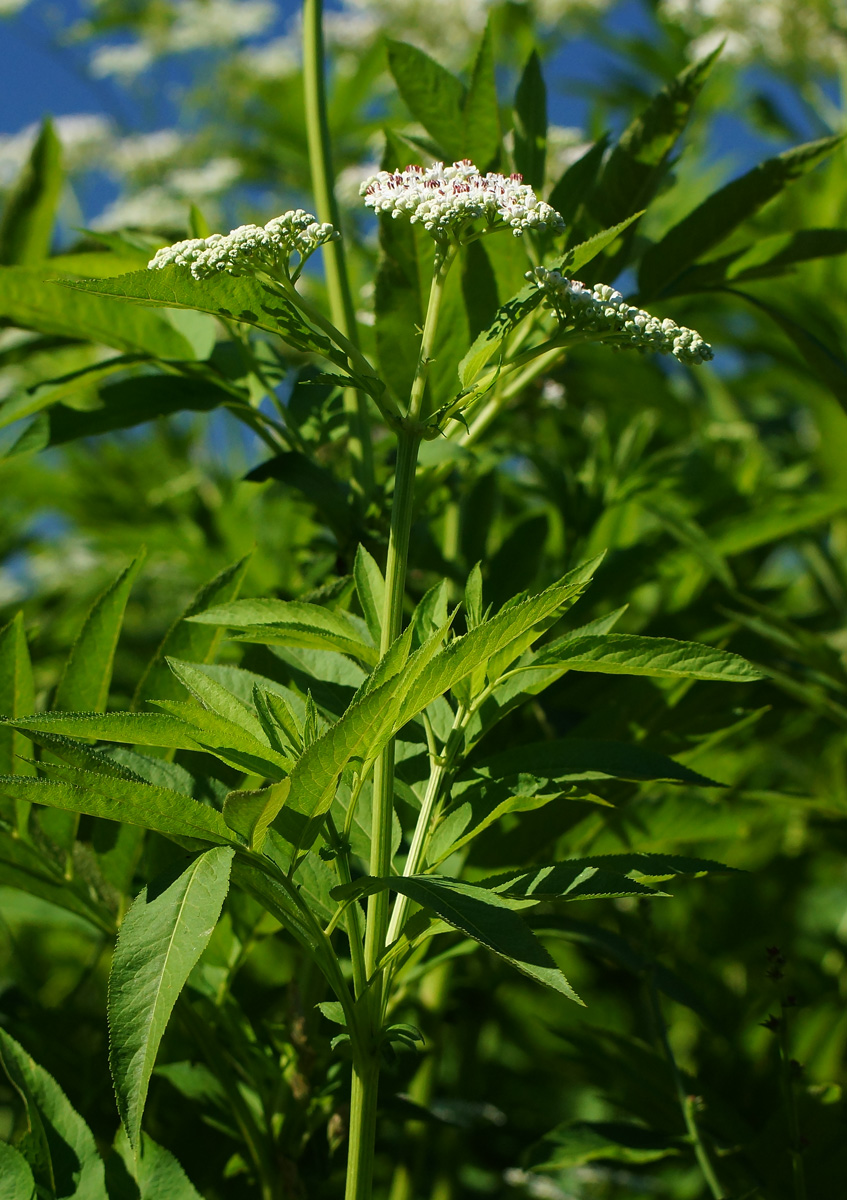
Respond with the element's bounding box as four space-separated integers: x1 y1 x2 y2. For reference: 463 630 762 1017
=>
547 135 608 228
0 613 36 782
482 862 663 901
397 558 603 723
222 781 289 851
112 1127 203 1200
0 769 235 845
109 845 234 1149
63 268 349 367
473 738 721 787
0 1027 108 1199
354 544 385 645
0 119 62 266
334 874 580 998
54 553 144 712
639 135 845 299
463 22 501 169
386 40 466 160
165 658 276 747
458 281 542 387
593 45 721 228
667 227 847 293
513 50 546 188
0 1141 35 1200
189 598 378 666
551 212 644 276
0 268 197 359
134 555 251 710
531 633 763 682
0 830 115 931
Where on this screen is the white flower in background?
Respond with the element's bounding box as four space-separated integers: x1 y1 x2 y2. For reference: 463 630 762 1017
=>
90 42 156 80
167 0 274 50
148 210 339 279
240 34 300 79
109 130 184 176
659 0 847 69
529 266 714 364
167 158 241 197
361 160 565 241
92 186 189 231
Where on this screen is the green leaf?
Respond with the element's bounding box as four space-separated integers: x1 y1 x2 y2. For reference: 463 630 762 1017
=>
0 119 62 266
0 769 235 845
463 22 501 170
0 268 198 359
594 47 722 230
397 558 603 723
0 357 148 434
638 135 845 299
134 555 251 709
473 738 721 788
354 544 385 645
0 1141 36 1200
0 830 115 931
245 450 356 545
458 281 543 387
531 633 764 682
667 228 847 292
63 268 349 367
0 613 36 781
189 598 378 666
41 377 241 447
552 212 644 276
112 1128 203 1200
0 1027 108 1199
165 658 278 747
527 1120 681 1170
335 874 580 998
483 861 663 901
386 40 467 161
513 50 546 188
54 554 144 712
548 135 608 228
109 845 235 1149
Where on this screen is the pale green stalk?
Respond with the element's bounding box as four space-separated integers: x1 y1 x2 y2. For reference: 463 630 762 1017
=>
345 242 457 1200
302 0 374 495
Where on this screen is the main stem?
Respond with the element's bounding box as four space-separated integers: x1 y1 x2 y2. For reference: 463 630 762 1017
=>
302 0 374 496
345 244 455 1200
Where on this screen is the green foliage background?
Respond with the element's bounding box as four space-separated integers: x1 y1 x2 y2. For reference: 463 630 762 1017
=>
1 3 847 1198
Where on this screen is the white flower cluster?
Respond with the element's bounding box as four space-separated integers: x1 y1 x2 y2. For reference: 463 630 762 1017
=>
360 160 565 242
528 267 714 365
148 211 339 280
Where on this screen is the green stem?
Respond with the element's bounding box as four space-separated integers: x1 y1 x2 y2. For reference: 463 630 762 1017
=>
345 1057 380 1200
409 244 457 422
302 0 374 496
647 971 725 1199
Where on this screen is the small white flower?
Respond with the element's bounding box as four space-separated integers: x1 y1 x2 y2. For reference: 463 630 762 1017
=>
528 266 713 365
148 209 340 280
360 160 565 242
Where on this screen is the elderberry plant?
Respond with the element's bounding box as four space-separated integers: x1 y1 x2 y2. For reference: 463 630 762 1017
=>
1 3 844 1199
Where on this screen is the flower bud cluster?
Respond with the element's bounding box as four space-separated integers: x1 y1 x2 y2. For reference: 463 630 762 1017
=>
148 210 339 279
528 267 713 365
360 160 564 242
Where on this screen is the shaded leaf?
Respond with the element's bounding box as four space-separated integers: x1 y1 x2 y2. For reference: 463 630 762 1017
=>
189 598 378 666
531 632 764 682
0 119 62 266
513 50 546 188
109 846 234 1149
386 40 466 161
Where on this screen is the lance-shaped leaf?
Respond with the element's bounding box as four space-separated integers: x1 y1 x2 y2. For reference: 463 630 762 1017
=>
333 874 580 999
458 281 542 387
165 658 281 748
526 1120 681 1170
0 267 198 358
548 135 608 228
592 45 722 228
638 134 845 299
530 633 764 682
1 768 236 845
112 1127 203 1200
54 553 144 712
354 544 385 645
513 50 546 189
189 598 378 666
397 558 603 723
473 738 720 787
386 40 467 161
0 613 36 779
550 212 644 277
485 853 734 899
0 1141 35 1200
0 829 115 931
0 118 62 266
65 267 350 367
463 21 501 170
665 227 847 293
0 1027 108 1198
134 554 251 709
109 845 234 1150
